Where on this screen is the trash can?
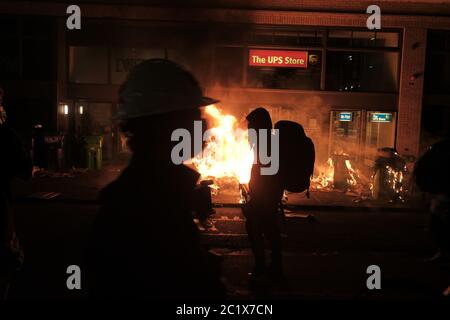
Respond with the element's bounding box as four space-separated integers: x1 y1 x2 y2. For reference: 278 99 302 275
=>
43 134 65 170
372 147 406 202
82 135 103 170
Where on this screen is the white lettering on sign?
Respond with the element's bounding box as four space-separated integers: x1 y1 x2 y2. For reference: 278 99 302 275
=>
249 49 308 68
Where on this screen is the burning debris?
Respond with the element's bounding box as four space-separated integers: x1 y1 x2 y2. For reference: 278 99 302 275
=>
311 153 372 201
311 148 408 203
188 105 408 204
372 148 408 202
191 105 254 188
311 158 334 190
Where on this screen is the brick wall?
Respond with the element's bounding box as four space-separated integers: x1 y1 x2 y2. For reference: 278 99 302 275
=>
396 27 427 158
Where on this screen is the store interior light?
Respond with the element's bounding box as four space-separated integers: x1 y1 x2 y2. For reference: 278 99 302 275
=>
79 106 84 115
64 105 69 115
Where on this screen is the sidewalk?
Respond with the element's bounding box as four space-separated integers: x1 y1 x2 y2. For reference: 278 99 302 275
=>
13 163 425 211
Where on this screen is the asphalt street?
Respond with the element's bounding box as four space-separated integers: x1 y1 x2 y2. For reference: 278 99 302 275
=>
7 200 450 300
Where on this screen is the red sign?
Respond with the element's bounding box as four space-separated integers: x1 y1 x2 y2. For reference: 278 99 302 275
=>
249 49 308 68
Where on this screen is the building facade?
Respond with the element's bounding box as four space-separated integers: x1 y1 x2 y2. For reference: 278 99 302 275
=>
1 1 450 169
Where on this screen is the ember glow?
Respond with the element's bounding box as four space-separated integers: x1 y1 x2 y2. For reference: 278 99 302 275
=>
311 157 334 190
386 165 404 195
345 159 358 187
191 105 254 184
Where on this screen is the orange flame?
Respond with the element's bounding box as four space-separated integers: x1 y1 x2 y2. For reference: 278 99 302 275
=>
345 159 358 186
311 157 334 189
191 105 254 184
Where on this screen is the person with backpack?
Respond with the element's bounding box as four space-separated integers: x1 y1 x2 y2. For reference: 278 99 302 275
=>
244 108 284 281
274 120 315 198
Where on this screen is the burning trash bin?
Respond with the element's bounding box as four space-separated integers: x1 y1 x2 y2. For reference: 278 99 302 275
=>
332 154 351 190
372 147 407 202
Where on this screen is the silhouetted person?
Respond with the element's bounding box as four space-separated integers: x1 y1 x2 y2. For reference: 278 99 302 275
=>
244 108 284 280
0 86 30 299
86 59 224 299
415 139 450 263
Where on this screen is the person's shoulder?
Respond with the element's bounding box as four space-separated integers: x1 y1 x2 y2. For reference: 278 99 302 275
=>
0 124 17 139
98 168 136 205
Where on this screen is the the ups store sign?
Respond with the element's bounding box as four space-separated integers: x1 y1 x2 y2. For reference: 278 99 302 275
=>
249 49 308 68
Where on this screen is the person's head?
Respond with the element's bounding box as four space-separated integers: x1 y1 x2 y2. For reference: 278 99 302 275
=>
246 107 272 131
115 59 218 163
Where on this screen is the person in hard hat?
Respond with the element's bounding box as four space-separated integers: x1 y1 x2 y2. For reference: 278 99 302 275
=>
244 107 284 282
86 60 225 299
0 85 30 299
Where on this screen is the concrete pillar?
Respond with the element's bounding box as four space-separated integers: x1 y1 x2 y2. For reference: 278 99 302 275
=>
396 28 427 159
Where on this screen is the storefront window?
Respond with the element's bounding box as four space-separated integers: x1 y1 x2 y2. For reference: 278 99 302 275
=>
325 51 399 92
110 47 164 84
328 30 399 48
329 111 362 156
249 29 323 47
424 30 450 94
0 16 54 80
69 46 109 84
214 47 244 87
365 112 396 150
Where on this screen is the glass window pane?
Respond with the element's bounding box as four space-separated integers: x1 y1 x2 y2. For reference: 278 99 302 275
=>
69 46 108 84
214 26 246 45
424 53 450 94
110 47 164 85
23 39 54 80
427 30 450 52
365 112 397 149
0 38 20 79
214 47 243 87
326 51 399 92
328 30 352 47
329 111 362 156
250 29 323 47
328 30 399 48
352 31 377 47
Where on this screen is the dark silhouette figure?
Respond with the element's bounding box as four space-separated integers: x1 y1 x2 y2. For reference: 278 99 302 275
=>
86 59 224 299
415 139 450 262
0 86 31 298
244 108 284 279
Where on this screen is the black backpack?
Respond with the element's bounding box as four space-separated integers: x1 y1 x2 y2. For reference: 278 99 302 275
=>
274 120 315 196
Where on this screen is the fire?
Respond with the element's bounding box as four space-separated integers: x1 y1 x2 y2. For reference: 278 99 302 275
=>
311 157 334 190
191 105 254 184
386 165 404 195
311 156 365 193
345 159 358 186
